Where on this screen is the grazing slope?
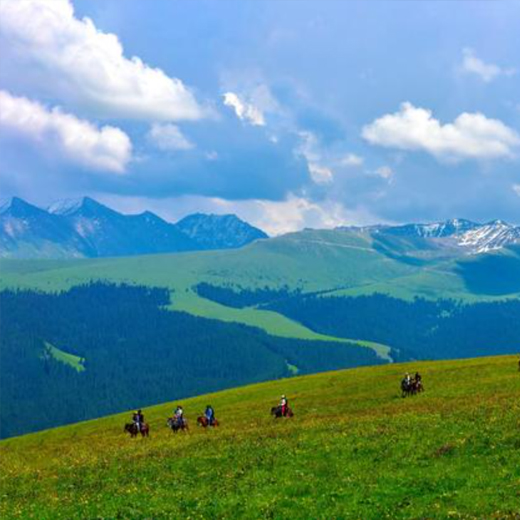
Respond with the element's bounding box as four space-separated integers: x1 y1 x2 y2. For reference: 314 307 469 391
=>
2 355 520 519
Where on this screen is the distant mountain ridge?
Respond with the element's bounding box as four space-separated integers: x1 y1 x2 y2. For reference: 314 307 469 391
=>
177 213 268 250
345 218 520 254
0 197 268 259
1 198 519 259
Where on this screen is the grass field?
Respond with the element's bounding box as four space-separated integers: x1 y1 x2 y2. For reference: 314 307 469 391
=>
43 342 85 372
2 354 520 519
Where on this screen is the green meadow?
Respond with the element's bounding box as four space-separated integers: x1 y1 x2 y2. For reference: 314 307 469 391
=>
2 229 518 364
2 354 520 519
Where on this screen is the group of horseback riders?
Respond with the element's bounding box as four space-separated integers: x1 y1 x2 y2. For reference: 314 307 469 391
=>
401 371 424 397
126 374 425 437
126 395 293 437
127 404 218 437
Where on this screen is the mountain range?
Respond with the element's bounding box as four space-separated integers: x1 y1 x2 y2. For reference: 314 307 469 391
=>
1 197 520 259
0 197 268 258
343 218 520 255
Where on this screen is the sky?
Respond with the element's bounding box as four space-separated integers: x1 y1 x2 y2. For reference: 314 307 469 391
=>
0 0 519 234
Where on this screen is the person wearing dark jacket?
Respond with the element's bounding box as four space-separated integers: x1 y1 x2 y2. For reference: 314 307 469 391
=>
132 409 144 432
205 405 215 425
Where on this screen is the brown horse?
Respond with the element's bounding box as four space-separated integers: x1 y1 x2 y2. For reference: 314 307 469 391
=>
124 422 149 438
167 417 189 433
197 416 219 428
271 406 294 418
401 378 424 397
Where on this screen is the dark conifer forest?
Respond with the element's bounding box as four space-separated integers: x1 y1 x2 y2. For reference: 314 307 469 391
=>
0 283 380 438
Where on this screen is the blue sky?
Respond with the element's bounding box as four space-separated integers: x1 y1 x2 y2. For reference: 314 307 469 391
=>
1 0 519 233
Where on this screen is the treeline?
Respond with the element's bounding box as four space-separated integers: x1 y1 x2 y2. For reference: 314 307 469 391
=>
195 282 299 308
0 283 381 438
263 293 520 360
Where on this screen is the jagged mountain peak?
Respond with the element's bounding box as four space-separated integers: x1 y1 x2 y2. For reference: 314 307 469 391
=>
0 197 267 258
176 212 268 250
0 197 48 217
48 197 117 217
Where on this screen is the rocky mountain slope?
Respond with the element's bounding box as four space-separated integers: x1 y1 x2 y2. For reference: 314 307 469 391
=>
0 197 268 258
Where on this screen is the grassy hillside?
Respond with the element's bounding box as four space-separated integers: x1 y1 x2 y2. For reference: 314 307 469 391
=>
1 229 518 364
2 355 520 519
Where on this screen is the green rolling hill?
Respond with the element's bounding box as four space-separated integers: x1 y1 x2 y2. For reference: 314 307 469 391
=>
2 355 520 519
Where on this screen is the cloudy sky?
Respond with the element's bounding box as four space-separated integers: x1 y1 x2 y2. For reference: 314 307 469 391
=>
1 0 519 234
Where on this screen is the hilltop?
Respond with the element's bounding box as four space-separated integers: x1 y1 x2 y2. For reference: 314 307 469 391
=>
2 355 520 519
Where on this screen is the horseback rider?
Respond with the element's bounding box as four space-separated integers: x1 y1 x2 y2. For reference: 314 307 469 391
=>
414 371 422 383
205 405 215 426
280 395 288 416
174 405 184 427
132 409 144 433
404 372 412 386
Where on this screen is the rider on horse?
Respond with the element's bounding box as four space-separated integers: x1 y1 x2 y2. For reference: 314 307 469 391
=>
132 409 144 433
174 405 184 427
280 395 288 416
205 405 215 426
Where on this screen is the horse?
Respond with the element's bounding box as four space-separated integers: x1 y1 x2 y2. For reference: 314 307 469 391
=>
401 378 424 397
271 405 294 418
124 422 149 438
197 416 219 428
167 417 189 433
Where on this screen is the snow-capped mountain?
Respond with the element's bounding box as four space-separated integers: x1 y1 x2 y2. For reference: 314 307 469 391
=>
457 220 520 254
377 218 520 254
384 219 479 239
0 197 268 259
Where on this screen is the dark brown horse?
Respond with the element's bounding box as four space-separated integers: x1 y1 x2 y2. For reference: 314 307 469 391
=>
197 416 219 428
167 417 189 433
124 422 149 438
401 378 424 397
271 406 294 418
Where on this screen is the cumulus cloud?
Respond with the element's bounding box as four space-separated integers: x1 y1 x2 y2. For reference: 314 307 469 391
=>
0 0 204 121
362 102 520 161
513 184 520 197
0 89 131 173
223 92 265 126
207 193 369 235
308 164 333 184
341 154 364 167
374 166 393 179
147 123 194 151
296 130 335 184
462 48 516 82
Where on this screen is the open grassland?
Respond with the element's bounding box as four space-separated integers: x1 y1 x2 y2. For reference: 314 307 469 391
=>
2 355 520 519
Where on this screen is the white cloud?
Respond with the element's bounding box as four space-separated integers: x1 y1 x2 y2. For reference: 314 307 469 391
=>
0 89 131 173
308 164 333 184
223 92 265 126
297 130 335 184
0 0 204 121
147 123 193 151
341 154 364 167
513 184 520 197
462 48 516 83
253 195 347 234
374 165 393 179
362 102 520 161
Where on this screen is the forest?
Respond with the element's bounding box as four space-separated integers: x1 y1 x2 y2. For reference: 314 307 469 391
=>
0 283 381 438
264 293 520 360
196 284 520 361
